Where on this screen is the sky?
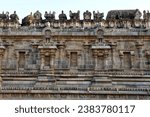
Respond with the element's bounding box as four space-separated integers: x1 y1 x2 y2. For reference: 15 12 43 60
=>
0 0 149 20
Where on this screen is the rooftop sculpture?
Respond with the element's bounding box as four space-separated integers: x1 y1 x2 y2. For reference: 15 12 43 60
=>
0 9 150 29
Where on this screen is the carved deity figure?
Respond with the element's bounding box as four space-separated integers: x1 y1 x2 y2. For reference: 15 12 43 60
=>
95 29 104 45
69 10 80 21
28 12 34 24
22 12 35 26
83 10 91 21
143 10 147 19
93 11 104 21
134 9 142 20
59 10 67 22
44 11 55 22
143 10 150 20
33 10 42 24
0 11 9 22
10 11 19 23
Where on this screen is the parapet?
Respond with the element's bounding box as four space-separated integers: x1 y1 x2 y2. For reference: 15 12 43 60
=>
0 9 150 29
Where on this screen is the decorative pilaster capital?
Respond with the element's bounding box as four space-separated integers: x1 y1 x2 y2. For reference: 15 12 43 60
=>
135 41 144 49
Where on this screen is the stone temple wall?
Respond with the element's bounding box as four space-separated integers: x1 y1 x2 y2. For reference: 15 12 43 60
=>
0 9 149 99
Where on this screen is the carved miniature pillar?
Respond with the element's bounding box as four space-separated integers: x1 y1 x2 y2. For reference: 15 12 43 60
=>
32 44 38 64
57 43 65 68
0 54 3 88
93 50 98 70
83 42 91 68
136 42 144 69
50 50 56 69
110 42 117 69
0 47 5 88
16 52 19 71
40 53 45 70
25 52 29 69
78 52 82 68
131 51 135 69
104 51 109 70
66 52 70 68
119 54 124 69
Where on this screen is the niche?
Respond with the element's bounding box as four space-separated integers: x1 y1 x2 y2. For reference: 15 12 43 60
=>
123 52 131 69
19 52 25 68
70 52 78 67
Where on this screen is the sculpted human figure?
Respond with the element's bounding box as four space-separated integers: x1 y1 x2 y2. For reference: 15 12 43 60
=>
0 11 9 22
10 11 19 23
33 10 42 24
59 10 67 22
93 11 104 21
28 12 34 25
44 11 55 21
143 10 147 20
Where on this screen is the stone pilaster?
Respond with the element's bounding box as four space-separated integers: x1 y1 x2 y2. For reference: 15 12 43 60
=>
50 51 56 69
93 50 98 70
0 55 2 89
32 43 39 64
131 51 135 69
0 46 5 89
136 41 144 69
83 42 91 69
57 42 65 68
110 42 117 69
40 53 45 70
104 51 109 70
78 52 82 68
119 52 124 69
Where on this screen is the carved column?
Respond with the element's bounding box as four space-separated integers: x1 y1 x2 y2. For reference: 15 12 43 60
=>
0 54 2 89
119 52 124 69
136 41 144 69
83 42 91 69
57 42 65 68
32 43 39 64
131 51 135 69
104 51 109 70
110 42 117 69
50 50 56 69
40 53 45 70
25 51 29 69
145 51 150 69
93 50 98 70
0 46 5 89
15 51 19 71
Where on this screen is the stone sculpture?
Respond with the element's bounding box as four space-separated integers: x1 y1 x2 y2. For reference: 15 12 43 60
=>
44 11 55 22
59 10 67 22
69 10 80 21
93 11 104 21
106 9 141 20
10 11 19 23
83 10 91 21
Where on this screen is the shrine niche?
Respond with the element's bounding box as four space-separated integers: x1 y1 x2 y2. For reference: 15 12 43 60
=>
123 52 132 69
44 29 52 43
44 53 50 67
18 52 25 69
70 52 78 67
